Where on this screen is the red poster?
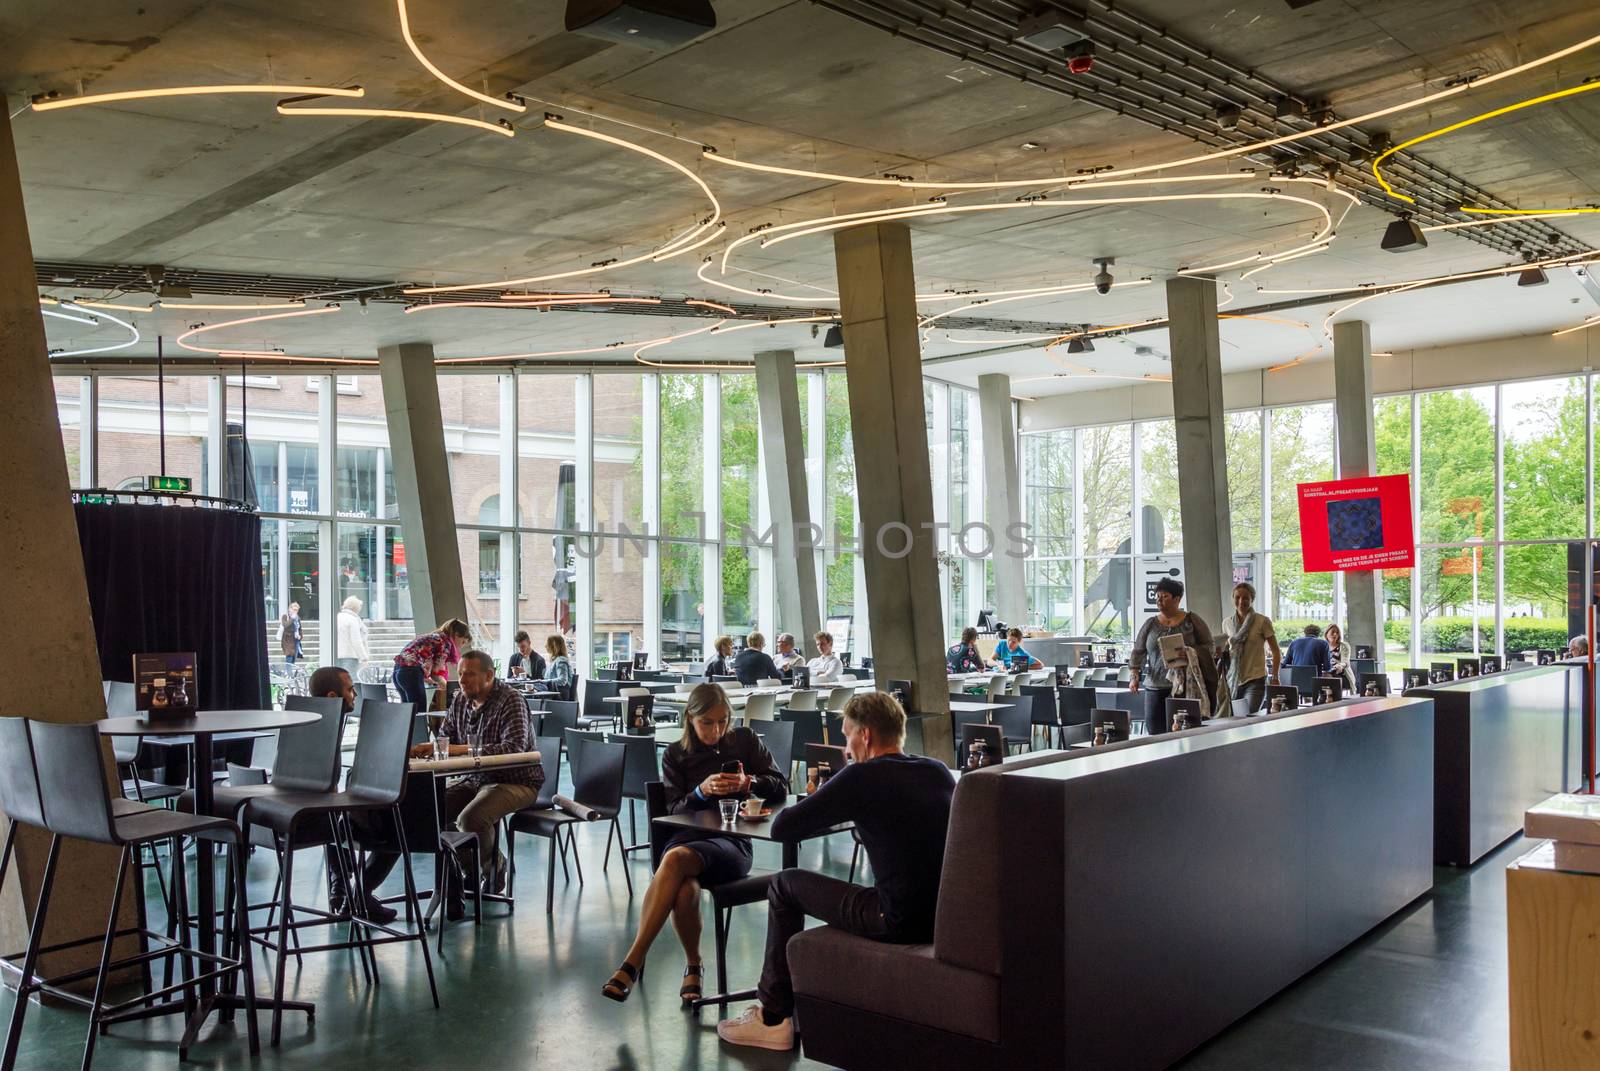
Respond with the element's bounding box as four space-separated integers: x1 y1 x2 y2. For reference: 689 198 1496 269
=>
1296 474 1414 572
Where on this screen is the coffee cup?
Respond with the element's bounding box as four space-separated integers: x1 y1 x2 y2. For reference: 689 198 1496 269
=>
741 797 763 817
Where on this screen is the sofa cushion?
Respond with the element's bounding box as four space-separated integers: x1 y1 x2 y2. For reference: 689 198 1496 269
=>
933 769 1003 976
789 926 1000 1044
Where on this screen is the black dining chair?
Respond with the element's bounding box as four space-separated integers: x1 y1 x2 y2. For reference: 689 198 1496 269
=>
775 709 826 783
753 720 796 787
499 735 566 912
1020 683 1058 749
508 735 630 911
181 695 345 821
644 781 773 1012
26 719 260 1067
607 730 661 857
541 700 579 740
241 700 438 1045
578 678 620 731
356 682 390 706
991 696 1033 755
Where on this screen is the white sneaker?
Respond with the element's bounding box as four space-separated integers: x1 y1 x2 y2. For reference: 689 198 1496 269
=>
716 1003 795 1051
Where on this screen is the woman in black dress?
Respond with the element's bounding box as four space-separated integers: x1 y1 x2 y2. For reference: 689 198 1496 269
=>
602 683 788 1005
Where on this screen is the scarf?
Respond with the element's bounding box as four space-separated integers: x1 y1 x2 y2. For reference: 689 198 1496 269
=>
1164 643 1213 719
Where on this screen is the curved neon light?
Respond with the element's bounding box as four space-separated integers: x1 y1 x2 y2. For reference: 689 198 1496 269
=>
397 0 525 114
435 321 729 365
45 302 141 357
276 100 514 136
1457 205 1600 218
174 305 342 355
405 117 722 294
403 296 663 315
1424 211 1583 232
159 299 307 311
1554 315 1600 338
31 84 363 112
1374 82 1600 203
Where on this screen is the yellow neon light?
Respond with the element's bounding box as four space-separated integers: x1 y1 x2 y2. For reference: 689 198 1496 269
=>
1457 205 1600 217
71 298 157 312
1373 81 1600 203
1424 211 1581 232
1554 315 1600 338
277 101 514 137
403 297 662 315
175 306 341 355
396 0 524 113
31 84 363 111
686 299 738 315
159 300 306 311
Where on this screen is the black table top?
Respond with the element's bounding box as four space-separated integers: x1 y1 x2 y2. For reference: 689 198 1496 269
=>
98 709 320 736
651 797 850 843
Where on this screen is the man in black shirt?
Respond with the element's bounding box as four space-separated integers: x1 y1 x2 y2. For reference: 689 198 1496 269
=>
506 630 546 679
732 631 783 686
717 692 955 1052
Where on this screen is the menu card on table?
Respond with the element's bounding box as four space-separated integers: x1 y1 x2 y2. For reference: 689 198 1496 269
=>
133 652 197 719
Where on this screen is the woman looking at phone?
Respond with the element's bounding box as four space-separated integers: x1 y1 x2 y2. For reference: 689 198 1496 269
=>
601 683 788 1005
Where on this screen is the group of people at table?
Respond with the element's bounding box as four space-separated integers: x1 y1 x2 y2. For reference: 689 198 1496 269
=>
294 617 945 1052
942 578 1365 733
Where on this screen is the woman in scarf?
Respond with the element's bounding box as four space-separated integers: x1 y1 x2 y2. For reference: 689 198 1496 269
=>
1217 582 1281 714
1129 577 1219 733
1324 622 1357 693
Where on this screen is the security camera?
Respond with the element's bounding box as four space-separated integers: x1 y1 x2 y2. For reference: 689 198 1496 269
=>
1092 257 1115 295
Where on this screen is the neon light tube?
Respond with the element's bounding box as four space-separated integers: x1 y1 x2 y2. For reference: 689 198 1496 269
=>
45 302 140 357
277 101 514 136
397 0 524 113
175 305 342 355
32 84 363 112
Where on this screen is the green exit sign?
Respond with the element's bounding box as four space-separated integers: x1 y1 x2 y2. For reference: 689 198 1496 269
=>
145 475 192 493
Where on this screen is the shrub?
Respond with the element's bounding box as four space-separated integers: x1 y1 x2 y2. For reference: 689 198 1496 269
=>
1383 616 1568 654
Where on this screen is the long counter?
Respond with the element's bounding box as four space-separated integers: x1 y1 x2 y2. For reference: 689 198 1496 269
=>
997 696 1436 1070
1406 663 1583 866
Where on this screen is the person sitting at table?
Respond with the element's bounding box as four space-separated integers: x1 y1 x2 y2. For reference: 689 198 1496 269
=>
1569 635 1590 659
1324 622 1356 692
806 631 844 684
601 682 788 1004
988 627 1042 671
393 619 471 713
946 626 986 674
1283 624 1333 676
733 632 783 686
717 692 954 1051
409 649 543 918
703 635 735 680
773 633 806 676
507 630 546 680
539 634 574 699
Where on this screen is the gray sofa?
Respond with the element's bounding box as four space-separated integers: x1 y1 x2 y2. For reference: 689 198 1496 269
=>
789 768 1004 1068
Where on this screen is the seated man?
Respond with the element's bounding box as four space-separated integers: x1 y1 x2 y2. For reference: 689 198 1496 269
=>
507 630 546 679
988 627 1042 671
408 649 544 917
1283 624 1333 675
732 631 783 686
806 630 844 684
717 693 955 1051
773 633 806 675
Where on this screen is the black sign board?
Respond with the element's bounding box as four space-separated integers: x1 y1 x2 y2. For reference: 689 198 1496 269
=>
1403 668 1429 691
133 652 197 718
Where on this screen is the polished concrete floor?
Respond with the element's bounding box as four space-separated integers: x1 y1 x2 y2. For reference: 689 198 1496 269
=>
3 786 1525 1071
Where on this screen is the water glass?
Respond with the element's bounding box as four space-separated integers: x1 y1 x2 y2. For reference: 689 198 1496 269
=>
432 734 448 761
467 730 483 757
718 798 739 825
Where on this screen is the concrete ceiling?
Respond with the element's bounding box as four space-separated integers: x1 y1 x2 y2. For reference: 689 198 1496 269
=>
7 0 1600 390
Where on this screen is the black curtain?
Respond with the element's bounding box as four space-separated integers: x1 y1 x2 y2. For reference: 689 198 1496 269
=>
75 503 269 710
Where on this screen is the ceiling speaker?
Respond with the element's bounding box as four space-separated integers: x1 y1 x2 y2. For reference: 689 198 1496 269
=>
566 0 716 48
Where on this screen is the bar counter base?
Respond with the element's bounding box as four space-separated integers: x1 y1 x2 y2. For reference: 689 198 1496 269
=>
794 996 1000 1070
1508 843 1600 1071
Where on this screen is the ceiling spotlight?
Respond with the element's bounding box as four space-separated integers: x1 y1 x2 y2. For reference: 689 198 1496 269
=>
823 325 844 348
1092 257 1115 295
1214 103 1242 130
1517 266 1550 287
1065 40 1095 75
1016 9 1089 51
1380 214 1428 253
1067 336 1095 354
565 0 716 48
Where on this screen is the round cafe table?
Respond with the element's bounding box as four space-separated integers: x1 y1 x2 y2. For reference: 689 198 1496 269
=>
99 709 320 1038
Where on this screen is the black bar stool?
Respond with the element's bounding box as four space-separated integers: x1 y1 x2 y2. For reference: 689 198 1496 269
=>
17 718 259 1068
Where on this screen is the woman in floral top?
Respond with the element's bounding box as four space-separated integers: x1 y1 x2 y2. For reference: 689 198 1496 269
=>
393 619 471 712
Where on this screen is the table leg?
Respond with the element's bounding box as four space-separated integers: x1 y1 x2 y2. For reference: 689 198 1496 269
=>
192 735 217 1000
782 841 798 869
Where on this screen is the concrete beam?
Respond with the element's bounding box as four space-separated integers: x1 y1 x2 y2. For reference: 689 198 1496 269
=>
754 349 823 656
979 373 1025 626
1166 276 1233 629
0 100 136 981
378 342 468 632
1333 319 1383 655
832 221 953 763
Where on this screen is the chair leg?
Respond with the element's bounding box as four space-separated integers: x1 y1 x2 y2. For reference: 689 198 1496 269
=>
848 841 861 885
270 834 295 1047
612 819 632 896
231 839 261 1055
568 827 584 885
545 833 557 915
715 906 731 1000
80 846 130 1071
393 810 440 1010
1 835 60 1071
602 820 614 872
326 822 370 986
173 838 196 1023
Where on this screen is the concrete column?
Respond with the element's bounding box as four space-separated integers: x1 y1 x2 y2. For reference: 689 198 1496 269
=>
979 373 1026 627
377 342 468 633
1165 276 1233 629
641 374 663 661
0 101 134 979
832 221 953 762
1333 319 1384 655
755 349 824 656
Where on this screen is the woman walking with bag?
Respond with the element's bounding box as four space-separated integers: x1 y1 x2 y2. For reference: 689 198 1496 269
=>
1128 577 1219 734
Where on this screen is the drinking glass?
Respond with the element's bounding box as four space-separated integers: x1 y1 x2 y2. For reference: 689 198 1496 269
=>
467 730 483 757
432 734 449 761
718 798 739 824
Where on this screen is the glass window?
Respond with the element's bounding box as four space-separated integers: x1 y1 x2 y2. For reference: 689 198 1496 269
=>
1226 411 1262 551
1504 377 1584 541
441 373 504 526
336 374 391 519
1079 425 1132 555
1026 558 1075 632
1024 430 1073 557
661 541 705 665
824 372 858 628
721 374 760 638
1081 556 1132 640
54 377 86 487
1420 545 1495 659
98 376 210 494
1268 404 1334 551
1268 551 1332 639
1418 388 1495 545
518 373 579 530
1502 544 1569 657
591 535 646 668
594 373 645 534
477 496 503 596
659 375 705 539
1137 420 1181 553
